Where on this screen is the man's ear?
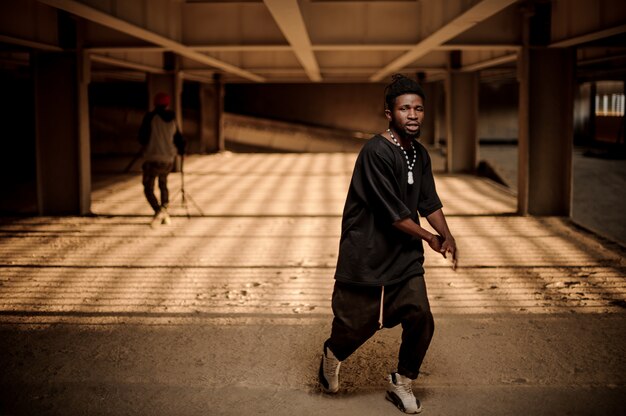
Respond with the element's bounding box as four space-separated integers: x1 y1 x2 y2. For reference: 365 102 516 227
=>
384 109 392 121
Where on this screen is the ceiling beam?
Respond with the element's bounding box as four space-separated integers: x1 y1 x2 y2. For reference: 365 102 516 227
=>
87 44 410 53
438 44 520 51
179 71 216 84
313 44 413 52
263 0 321 82
230 67 445 75
87 46 168 53
91 70 146 82
90 54 166 74
550 24 626 48
369 0 519 82
86 43 522 54
36 0 265 82
0 34 63 52
578 53 626 66
461 53 518 72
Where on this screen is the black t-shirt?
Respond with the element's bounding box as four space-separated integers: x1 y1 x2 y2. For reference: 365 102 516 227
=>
334 134 442 286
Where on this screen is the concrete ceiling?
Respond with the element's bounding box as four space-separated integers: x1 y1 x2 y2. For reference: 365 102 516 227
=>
0 0 625 83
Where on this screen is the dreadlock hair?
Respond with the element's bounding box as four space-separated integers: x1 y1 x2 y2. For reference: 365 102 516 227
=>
384 74 426 111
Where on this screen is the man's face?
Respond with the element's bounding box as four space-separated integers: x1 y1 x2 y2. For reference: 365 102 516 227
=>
385 93 424 140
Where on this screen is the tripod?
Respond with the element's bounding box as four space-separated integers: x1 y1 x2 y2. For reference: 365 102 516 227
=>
170 155 204 218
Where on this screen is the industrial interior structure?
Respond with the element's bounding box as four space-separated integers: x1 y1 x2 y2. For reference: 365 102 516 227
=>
0 0 624 219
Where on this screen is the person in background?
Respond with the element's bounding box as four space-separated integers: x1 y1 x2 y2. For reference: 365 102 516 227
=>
138 92 186 227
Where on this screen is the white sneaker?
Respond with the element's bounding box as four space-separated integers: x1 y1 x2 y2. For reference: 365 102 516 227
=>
318 345 341 393
160 209 171 225
386 372 422 414
150 211 164 228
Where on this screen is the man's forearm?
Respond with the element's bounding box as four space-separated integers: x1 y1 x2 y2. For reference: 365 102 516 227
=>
393 217 436 243
425 209 454 240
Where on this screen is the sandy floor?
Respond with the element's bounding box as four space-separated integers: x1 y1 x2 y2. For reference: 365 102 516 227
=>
1 152 625 415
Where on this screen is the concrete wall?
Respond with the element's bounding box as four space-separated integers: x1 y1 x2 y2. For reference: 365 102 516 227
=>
224 113 366 153
225 81 520 146
89 78 521 159
224 83 388 136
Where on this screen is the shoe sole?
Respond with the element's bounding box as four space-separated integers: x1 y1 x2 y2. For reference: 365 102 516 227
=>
385 391 422 414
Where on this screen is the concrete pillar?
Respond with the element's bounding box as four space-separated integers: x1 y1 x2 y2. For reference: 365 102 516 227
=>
199 74 225 153
517 48 575 215
517 2 574 216
435 81 446 149
147 52 183 130
445 52 479 173
616 77 626 145
416 72 435 146
589 82 597 144
420 82 437 146
33 14 91 215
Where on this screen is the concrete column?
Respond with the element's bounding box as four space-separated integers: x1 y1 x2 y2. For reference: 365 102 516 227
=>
420 82 437 146
518 48 575 215
434 81 446 149
33 14 91 215
517 2 574 216
199 74 225 153
589 82 597 145
198 74 225 153
147 52 183 130
616 77 626 145
445 52 479 173
215 74 225 151
77 50 90 213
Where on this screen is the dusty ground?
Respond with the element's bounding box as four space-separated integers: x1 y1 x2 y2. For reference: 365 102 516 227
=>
2 314 625 415
1 152 625 415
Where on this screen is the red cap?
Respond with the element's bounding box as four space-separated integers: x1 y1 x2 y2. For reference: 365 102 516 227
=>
153 92 170 107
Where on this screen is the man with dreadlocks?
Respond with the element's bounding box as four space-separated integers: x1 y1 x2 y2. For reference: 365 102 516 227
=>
318 74 457 414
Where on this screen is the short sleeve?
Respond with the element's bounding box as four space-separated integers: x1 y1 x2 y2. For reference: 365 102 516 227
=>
353 144 412 223
417 145 443 217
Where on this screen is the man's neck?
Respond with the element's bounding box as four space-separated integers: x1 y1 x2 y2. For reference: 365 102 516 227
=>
388 127 413 149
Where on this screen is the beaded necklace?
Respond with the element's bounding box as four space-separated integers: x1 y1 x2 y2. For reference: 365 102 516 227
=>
387 128 416 185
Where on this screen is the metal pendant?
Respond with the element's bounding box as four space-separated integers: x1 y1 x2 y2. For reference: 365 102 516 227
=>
408 171 414 185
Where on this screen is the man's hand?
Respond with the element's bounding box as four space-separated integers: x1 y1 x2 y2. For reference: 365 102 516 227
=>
424 210 458 271
440 238 457 271
427 234 443 254
392 217 458 270
427 235 458 270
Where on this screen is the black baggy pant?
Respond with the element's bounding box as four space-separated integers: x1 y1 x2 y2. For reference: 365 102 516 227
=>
325 275 434 380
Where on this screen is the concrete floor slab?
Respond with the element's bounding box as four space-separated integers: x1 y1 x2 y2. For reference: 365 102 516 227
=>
0 153 624 415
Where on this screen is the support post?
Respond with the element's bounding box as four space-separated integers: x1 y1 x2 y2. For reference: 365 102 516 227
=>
33 13 91 215
198 74 225 153
420 81 437 146
445 51 479 173
518 2 574 215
